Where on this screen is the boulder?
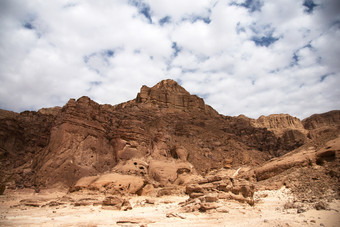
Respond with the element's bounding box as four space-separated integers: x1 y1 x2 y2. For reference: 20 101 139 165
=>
73 173 144 195
113 159 148 176
202 193 218 203
148 160 193 185
102 196 132 211
137 184 155 196
199 202 220 212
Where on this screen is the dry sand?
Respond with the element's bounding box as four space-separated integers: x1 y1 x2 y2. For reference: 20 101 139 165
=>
0 187 339 227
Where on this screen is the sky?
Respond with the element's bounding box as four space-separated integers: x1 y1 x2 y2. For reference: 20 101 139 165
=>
0 0 339 119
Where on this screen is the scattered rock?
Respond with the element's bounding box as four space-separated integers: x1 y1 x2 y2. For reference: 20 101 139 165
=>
102 196 132 211
202 193 218 203
45 201 64 207
314 201 328 210
199 202 220 212
145 198 155 204
20 199 46 207
216 207 229 213
0 184 5 195
166 212 186 219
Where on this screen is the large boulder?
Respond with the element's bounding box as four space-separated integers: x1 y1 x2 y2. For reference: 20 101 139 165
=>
113 159 148 176
72 173 145 195
102 196 132 211
148 160 193 185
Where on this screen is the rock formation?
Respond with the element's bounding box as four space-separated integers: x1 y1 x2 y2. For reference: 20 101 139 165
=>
0 79 339 204
252 114 307 136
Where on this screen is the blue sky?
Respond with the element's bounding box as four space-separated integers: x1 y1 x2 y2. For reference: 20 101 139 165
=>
0 0 339 119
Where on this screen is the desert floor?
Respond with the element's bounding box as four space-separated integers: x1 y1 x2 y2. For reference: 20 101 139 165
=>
0 187 339 227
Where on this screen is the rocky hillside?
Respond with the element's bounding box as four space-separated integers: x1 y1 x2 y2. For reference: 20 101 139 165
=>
0 79 339 192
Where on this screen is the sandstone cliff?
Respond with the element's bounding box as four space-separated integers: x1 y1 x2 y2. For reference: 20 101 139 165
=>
252 114 307 136
250 114 308 155
302 110 340 147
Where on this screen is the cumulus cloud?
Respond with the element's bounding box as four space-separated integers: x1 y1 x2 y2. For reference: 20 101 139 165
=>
0 0 339 119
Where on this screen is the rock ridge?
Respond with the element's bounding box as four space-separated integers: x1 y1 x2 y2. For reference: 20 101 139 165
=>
136 79 217 115
0 79 339 193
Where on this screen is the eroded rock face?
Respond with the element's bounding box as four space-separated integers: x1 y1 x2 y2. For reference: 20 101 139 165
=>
0 109 57 188
34 97 116 187
252 114 307 136
279 129 306 151
302 110 340 146
253 136 340 182
303 110 340 130
136 79 217 115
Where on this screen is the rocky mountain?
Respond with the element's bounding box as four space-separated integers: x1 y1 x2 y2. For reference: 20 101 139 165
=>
0 79 339 194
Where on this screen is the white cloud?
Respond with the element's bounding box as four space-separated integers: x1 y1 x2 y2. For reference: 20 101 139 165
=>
145 0 213 22
0 0 339 119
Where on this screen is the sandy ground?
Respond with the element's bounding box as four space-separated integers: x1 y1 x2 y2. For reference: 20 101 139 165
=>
0 187 339 227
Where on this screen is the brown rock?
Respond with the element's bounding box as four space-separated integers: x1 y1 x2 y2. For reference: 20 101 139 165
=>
252 114 307 137
73 173 144 195
113 159 148 176
203 193 218 203
0 183 5 195
71 176 99 192
136 79 216 114
122 200 133 211
156 186 183 197
280 129 306 151
314 201 328 210
231 179 255 198
199 202 219 212
148 160 193 185
145 198 156 204
303 110 340 130
198 175 222 184
148 160 178 185
189 192 205 199
138 184 155 196
102 196 131 210
185 184 203 194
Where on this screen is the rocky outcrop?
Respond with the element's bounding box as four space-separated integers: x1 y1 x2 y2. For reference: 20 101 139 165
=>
252 114 307 136
0 109 19 119
38 106 61 116
279 129 306 151
303 110 340 130
302 111 340 147
0 110 56 189
254 136 340 182
248 114 309 155
136 79 217 115
34 97 117 187
180 169 255 212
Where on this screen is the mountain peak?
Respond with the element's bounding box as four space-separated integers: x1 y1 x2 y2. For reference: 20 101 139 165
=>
151 79 189 95
135 79 215 114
